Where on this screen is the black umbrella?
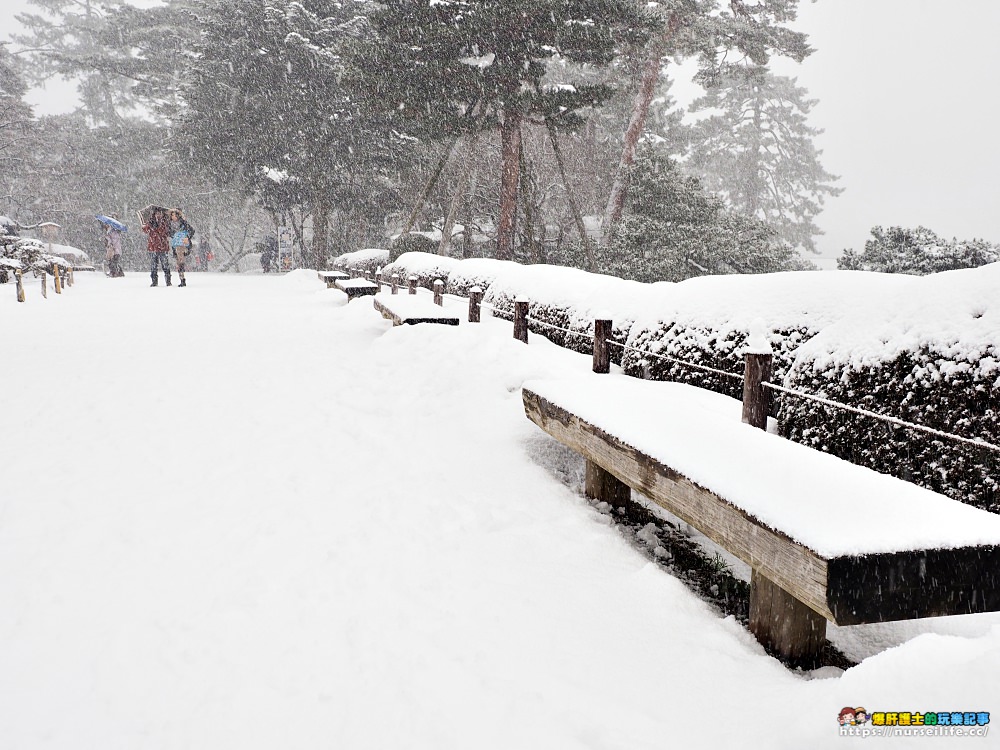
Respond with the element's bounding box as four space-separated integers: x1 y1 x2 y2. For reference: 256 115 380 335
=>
137 204 169 226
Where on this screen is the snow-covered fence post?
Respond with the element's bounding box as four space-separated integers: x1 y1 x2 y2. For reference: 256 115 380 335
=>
375 267 383 291
391 274 399 295
15 269 25 302
40 271 47 299
742 322 773 430
468 287 483 323
433 279 444 306
514 298 529 343
593 317 612 374
53 264 62 294
408 275 417 295
66 267 74 287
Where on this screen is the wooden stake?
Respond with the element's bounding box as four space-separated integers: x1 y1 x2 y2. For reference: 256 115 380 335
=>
468 287 483 323
513 298 529 343
433 279 444 306
742 352 772 430
391 274 399 295
749 570 827 666
40 271 47 299
593 318 612 374
585 459 630 506
53 265 62 294
408 275 417 295
15 269 25 302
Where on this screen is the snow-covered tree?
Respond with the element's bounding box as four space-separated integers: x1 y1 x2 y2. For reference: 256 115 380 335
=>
602 146 803 282
356 0 653 260
681 67 840 253
177 0 406 266
837 226 1000 275
602 0 812 236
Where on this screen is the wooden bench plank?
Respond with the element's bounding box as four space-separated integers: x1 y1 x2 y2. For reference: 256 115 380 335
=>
333 277 378 300
318 270 350 288
374 296 460 326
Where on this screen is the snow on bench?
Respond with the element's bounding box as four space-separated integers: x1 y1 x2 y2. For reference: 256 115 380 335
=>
317 270 350 288
333 277 378 301
522 375 1000 665
373 293 460 326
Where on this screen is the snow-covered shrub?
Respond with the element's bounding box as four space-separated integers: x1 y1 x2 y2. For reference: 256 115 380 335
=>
389 233 436 262
379 252 458 292
621 271 914 403
445 258 523 297
331 248 389 278
483 264 664 359
779 264 1000 512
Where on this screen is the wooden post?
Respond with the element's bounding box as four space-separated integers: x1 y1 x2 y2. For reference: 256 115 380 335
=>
53 265 62 294
391 274 399 295
66 267 74 287
408 275 417 295
585 460 630 506
40 271 47 299
468 286 483 323
593 318 612 374
433 279 444 306
15 269 25 302
742 352 772 430
749 570 827 665
375 267 382 291
513 298 529 343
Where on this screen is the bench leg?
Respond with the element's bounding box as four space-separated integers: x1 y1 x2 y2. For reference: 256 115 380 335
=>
749 569 827 664
585 460 630 506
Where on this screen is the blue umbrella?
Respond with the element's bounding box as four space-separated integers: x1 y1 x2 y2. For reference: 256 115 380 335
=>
96 215 128 233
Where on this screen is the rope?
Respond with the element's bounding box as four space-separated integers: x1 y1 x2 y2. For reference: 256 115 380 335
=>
525 316 593 339
762 381 1000 454
608 340 745 382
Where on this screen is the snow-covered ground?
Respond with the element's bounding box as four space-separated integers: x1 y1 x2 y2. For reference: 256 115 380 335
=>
1 271 997 748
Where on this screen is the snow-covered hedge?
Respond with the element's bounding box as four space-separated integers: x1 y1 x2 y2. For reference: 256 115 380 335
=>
620 271 914 402
379 252 458 292
331 248 389 278
779 264 1000 513
345 250 999 510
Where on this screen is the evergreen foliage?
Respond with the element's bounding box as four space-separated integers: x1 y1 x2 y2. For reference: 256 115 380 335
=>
601 147 803 282
837 226 999 275
681 67 841 252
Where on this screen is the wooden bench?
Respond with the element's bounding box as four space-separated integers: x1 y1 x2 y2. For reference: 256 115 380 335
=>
333 277 378 301
522 376 1000 666
373 294 460 326
318 270 350 288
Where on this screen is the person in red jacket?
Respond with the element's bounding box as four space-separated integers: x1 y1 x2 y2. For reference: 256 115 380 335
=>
142 207 171 286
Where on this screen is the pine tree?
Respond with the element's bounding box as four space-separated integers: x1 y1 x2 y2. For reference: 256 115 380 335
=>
602 146 801 282
603 0 811 237
837 226 1000 275
176 0 406 266
356 0 653 260
682 66 841 252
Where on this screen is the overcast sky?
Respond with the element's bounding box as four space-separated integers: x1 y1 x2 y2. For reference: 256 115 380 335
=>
3 1 999 259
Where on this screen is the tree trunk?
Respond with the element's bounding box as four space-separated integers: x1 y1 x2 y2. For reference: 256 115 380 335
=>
496 108 523 261
439 134 479 256
311 195 329 269
547 120 595 271
403 137 460 236
602 13 682 240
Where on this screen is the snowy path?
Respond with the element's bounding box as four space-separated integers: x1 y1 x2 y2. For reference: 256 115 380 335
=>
1 271 997 748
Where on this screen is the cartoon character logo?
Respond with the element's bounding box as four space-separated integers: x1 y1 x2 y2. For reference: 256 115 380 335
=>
855 708 869 725
839 707 857 726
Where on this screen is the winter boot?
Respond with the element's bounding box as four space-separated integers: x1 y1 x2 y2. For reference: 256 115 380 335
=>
150 276 158 287
179 278 187 287
166 277 172 286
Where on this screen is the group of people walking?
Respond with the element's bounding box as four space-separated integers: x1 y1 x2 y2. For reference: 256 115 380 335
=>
101 206 197 286
142 207 195 287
